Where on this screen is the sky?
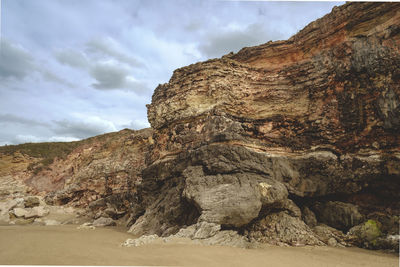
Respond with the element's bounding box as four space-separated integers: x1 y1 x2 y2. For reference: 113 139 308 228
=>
0 0 343 146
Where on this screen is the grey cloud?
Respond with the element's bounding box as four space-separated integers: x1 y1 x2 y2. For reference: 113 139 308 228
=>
199 23 284 58
86 38 144 68
41 70 75 87
90 63 149 93
90 63 128 89
53 118 116 139
55 49 90 69
0 113 49 127
0 39 75 87
0 39 34 79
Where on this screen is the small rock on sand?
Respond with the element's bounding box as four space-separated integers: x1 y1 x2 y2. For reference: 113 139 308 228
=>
77 222 96 230
93 217 116 227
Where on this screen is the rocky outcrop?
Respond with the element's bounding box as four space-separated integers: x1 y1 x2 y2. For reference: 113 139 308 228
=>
0 2 398 252
129 2 400 251
0 128 152 225
125 221 252 248
0 195 85 226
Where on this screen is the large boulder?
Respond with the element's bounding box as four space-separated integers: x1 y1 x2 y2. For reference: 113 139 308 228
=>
25 206 49 218
0 199 16 215
183 165 288 227
13 206 49 219
312 201 364 231
12 207 29 218
183 167 261 227
346 219 399 250
245 211 323 246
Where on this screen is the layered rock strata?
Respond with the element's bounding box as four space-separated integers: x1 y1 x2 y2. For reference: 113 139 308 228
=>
0 2 399 252
0 128 152 222
129 2 400 250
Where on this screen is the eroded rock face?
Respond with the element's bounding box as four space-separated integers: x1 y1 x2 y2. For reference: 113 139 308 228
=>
245 211 324 246
0 2 398 252
1 129 152 212
41 129 152 210
312 201 364 231
131 2 400 250
182 165 288 227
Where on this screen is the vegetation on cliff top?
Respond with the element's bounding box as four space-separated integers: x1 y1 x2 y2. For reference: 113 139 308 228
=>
0 129 136 172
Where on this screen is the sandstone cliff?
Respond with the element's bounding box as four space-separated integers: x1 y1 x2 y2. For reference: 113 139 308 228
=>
131 2 399 250
0 128 152 218
0 2 399 251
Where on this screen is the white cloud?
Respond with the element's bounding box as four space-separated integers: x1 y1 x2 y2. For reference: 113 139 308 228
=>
10 134 79 144
0 0 342 145
53 115 117 139
13 134 42 144
48 136 80 142
124 119 151 130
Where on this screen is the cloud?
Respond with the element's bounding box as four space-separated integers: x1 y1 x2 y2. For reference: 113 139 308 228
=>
199 23 284 58
40 70 75 87
0 0 342 146
54 40 149 93
90 62 128 89
0 113 49 127
0 39 34 79
9 134 79 144
13 134 43 144
86 37 144 68
0 39 74 87
123 119 151 130
53 116 117 139
90 62 148 93
48 136 80 142
55 49 89 69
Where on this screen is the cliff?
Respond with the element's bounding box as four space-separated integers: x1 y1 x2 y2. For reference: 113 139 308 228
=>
133 2 399 249
0 2 399 251
0 128 152 218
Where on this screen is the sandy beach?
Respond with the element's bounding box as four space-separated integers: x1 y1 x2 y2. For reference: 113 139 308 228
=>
0 225 397 267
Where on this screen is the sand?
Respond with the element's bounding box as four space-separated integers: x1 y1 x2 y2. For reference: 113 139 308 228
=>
0 225 397 267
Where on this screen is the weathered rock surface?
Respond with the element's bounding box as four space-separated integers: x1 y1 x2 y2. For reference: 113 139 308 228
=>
129 2 400 251
0 129 152 227
125 222 252 248
93 217 116 227
24 196 40 208
313 224 348 247
302 206 317 228
312 201 364 231
1 2 399 252
77 222 96 230
0 129 151 207
183 166 288 227
245 211 323 246
41 129 152 211
122 235 160 247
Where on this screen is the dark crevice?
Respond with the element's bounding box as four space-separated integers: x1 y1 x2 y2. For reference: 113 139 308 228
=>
177 196 201 227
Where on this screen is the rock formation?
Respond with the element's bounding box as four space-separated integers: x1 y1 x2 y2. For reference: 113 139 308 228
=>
0 2 399 252
129 2 400 250
0 128 152 223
